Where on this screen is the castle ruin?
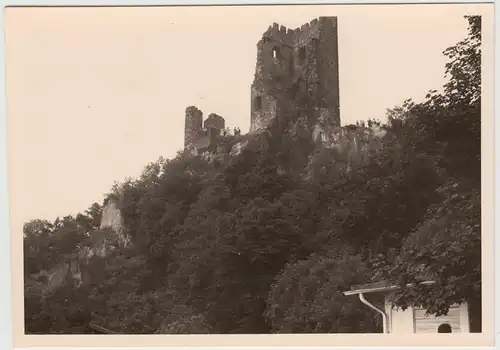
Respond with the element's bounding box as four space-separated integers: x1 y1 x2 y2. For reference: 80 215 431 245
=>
184 106 226 153
250 17 340 134
39 17 387 296
184 17 340 152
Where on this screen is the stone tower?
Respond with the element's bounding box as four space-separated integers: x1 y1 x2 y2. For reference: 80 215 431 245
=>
250 17 340 133
204 113 226 134
184 106 203 148
184 107 227 153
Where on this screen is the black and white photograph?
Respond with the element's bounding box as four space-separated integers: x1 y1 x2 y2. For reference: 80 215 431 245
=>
4 2 494 347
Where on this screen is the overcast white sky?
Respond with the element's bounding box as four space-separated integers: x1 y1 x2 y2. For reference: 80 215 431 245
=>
5 4 482 229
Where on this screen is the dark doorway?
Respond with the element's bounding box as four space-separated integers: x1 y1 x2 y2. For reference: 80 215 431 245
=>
437 323 452 333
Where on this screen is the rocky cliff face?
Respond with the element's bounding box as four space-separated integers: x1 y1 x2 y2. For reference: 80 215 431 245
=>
286 116 388 179
99 199 131 249
37 200 132 294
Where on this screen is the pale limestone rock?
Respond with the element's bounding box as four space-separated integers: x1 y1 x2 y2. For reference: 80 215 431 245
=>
230 140 249 157
100 199 131 248
45 258 83 292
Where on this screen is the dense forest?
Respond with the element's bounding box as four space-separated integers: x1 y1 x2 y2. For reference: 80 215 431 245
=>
23 16 481 334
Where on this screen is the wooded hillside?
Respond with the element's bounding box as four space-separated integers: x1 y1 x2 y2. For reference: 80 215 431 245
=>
23 16 481 334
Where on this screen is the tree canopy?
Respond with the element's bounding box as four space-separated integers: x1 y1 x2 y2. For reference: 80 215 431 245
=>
24 16 482 334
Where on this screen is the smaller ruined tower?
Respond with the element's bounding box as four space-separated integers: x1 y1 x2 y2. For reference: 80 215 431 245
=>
204 113 226 134
183 107 227 153
184 106 203 148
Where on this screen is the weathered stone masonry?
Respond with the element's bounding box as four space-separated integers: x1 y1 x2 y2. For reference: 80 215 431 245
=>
184 17 340 153
184 106 204 148
250 17 340 134
184 106 226 153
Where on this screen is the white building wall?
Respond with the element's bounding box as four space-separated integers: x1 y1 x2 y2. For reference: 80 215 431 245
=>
390 306 415 334
386 298 470 334
459 303 470 333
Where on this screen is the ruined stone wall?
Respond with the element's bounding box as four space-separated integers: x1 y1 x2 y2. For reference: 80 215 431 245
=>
315 17 340 126
305 124 387 180
316 124 386 158
204 113 225 132
250 17 340 134
250 23 295 133
250 88 278 133
184 106 203 148
184 107 227 154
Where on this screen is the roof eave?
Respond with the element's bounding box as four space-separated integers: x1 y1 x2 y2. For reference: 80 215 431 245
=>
343 285 399 296
343 280 436 296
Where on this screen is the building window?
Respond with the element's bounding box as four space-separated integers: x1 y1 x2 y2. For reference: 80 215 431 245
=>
299 47 306 63
254 96 262 110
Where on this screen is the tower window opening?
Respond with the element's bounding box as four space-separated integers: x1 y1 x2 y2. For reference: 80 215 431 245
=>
254 96 262 110
299 47 306 62
272 47 280 59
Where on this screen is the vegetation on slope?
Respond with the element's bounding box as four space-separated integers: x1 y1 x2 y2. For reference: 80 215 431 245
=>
23 16 481 334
